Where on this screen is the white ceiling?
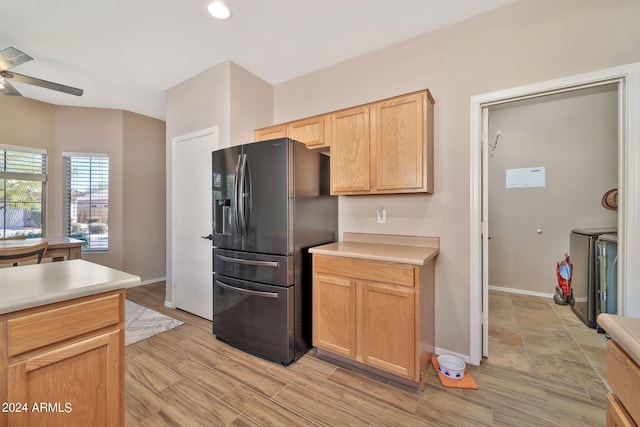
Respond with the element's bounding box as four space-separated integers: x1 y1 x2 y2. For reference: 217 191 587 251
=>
1 0 518 120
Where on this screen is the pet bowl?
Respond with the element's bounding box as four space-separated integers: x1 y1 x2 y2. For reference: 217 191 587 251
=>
437 355 466 379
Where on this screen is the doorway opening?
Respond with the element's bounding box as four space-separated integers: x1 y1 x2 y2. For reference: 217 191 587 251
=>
469 62 640 366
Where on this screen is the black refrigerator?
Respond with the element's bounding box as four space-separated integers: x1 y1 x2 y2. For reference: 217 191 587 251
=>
211 138 338 365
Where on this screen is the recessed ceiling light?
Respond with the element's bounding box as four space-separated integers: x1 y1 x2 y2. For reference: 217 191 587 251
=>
208 1 232 20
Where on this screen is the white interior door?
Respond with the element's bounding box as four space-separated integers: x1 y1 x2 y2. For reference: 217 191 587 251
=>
172 127 218 320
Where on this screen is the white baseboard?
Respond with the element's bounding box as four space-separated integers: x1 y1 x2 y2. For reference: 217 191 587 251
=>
434 347 472 365
164 300 175 309
488 285 555 299
141 277 166 285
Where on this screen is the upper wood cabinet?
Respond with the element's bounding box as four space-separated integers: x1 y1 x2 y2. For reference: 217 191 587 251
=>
255 116 329 150
286 116 327 149
372 92 433 193
329 106 370 193
254 89 434 195
255 124 286 142
331 90 434 195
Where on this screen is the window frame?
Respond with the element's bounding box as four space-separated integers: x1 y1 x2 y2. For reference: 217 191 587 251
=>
62 152 110 252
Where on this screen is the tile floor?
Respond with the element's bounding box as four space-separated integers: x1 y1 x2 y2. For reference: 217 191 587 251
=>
487 290 610 394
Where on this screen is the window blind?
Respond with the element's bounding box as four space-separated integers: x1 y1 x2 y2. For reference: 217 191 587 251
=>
62 154 109 251
0 146 47 238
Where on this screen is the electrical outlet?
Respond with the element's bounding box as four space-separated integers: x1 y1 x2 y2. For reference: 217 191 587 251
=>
377 205 386 223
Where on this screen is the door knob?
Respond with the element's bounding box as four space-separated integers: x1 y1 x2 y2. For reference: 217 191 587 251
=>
201 234 213 240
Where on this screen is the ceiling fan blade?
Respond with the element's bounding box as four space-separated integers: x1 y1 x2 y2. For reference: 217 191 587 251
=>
1 71 83 96
0 47 33 72
0 78 22 96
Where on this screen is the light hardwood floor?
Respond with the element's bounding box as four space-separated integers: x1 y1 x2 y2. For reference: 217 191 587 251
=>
125 283 606 426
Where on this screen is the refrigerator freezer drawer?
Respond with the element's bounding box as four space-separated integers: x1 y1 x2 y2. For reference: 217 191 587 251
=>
213 248 293 287
213 275 295 364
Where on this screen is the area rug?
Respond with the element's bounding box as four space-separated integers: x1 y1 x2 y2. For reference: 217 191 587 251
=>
125 300 184 346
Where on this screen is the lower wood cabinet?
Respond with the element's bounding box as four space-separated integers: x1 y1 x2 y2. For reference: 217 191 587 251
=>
606 340 640 426
313 274 356 358
361 283 415 378
312 254 434 388
0 290 125 427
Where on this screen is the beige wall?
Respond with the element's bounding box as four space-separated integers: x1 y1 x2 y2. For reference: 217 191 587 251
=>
229 62 274 146
165 61 272 303
488 85 618 294
272 0 640 357
123 111 167 281
53 107 124 269
0 96 165 281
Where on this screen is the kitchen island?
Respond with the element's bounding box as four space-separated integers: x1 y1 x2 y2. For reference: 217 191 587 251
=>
0 259 140 427
598 313 640 426
309 232 439 389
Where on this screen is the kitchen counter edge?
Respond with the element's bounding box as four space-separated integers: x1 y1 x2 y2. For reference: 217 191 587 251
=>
598 313 640 366
309 241 439 265
0 259 140 315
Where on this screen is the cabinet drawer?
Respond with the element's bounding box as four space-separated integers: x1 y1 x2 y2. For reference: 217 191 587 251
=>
7 292 123 357
607 340 640 424
314 255 415 287
606 393 636 427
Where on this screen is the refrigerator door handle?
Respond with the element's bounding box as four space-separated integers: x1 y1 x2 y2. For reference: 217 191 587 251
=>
238 154 248 240
244 155 252 238
216 280 279 298
234 154 243 238
216 253 280 267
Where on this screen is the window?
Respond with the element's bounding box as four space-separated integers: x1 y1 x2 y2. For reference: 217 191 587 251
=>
63 153 109 251
0 145 47 239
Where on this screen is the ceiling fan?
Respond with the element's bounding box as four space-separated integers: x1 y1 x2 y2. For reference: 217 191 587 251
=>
0 46 83 97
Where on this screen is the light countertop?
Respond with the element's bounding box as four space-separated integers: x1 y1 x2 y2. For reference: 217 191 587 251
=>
0 259 140 315
598 313 640 366
309 233 439 265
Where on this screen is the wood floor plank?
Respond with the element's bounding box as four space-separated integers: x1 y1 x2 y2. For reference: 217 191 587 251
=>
266 360 346 401
273 384 370 426
337 387 438 426
127 352 184 393
214 358 287 398
220 384 312 426
157 379 241 426
328 366 421 413
416 383 494 426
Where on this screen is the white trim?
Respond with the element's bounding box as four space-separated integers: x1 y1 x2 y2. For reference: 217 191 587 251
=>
61 152 108 158
469 62 640 366
488 285 555 299
0 144 47 155
434 347 471 364
141 277 166 286
164 300 176 309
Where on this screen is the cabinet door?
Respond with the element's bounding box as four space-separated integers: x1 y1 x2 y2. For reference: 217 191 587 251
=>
313 274 356 357
361 283 415 379
255 125 287 142
286 116 327 149
329 106 370 194
371 92 426 192
606 393 636 427
7 330 123 427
